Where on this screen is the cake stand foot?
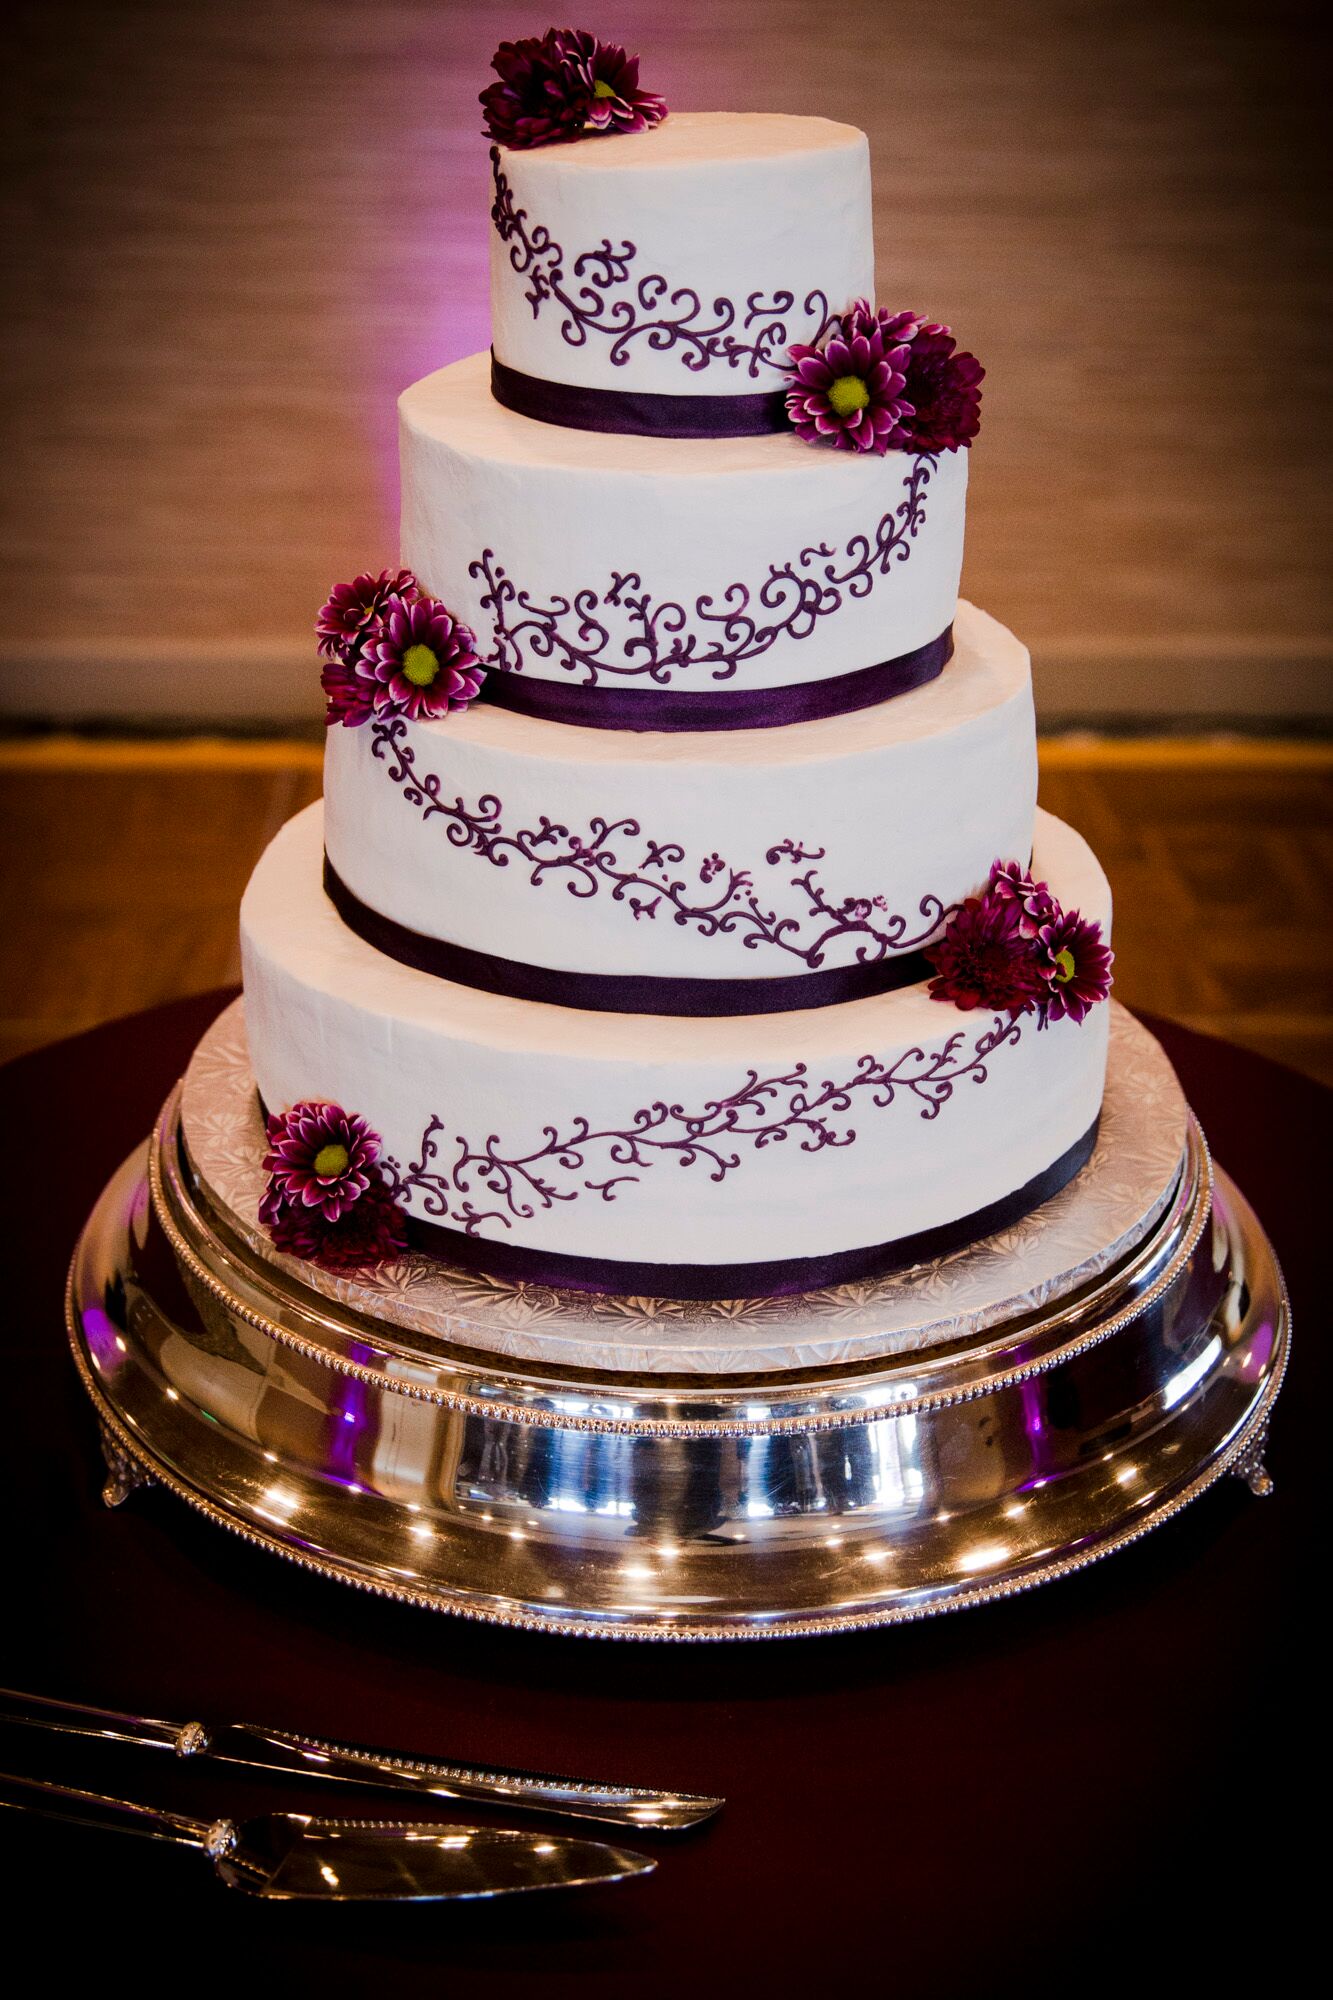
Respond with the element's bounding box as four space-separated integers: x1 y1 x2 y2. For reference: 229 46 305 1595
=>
1233 1424 1275 1498
99 1423 154 1509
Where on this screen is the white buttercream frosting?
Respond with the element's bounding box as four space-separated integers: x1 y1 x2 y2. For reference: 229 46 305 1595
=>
490 113 872 395
401 353 966 692
323 601 1035 985
241 804 1111 1269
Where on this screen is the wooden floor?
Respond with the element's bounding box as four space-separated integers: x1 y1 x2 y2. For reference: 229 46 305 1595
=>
1 738 1330 1087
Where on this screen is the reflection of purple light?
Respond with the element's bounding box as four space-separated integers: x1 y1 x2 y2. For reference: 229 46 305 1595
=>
1014 1379 1061 1492
81 1306 122 1374
327 1344 376 1484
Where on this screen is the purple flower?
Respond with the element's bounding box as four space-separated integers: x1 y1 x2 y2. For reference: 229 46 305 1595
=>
479 28 664 149
784 323 913 455
842 301 923 349
262 1102 382 1223
359 595 485 721
1035 910 1114 1023
265 1179 409 1272
319 651 377 728
316 568 418 661
925 893 1051 1018
987 859 1058 936
480 32 590 149
897 322 984 453
796 304 984 453
561 30 668 135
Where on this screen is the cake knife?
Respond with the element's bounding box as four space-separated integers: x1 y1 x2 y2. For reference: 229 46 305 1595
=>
0 1767 653 1900
0 1687 722 1831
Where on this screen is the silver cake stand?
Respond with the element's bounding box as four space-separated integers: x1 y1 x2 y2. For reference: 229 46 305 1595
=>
66 1001 1288 1640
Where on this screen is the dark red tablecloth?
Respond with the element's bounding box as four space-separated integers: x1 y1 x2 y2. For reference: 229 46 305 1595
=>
0 993 1314 1993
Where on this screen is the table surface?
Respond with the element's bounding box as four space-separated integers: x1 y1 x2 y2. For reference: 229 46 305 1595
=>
0 992 1315 1994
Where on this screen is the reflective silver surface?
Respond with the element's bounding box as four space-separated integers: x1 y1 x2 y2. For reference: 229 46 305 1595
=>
0 1686 722 1831
0 1769 653 1900
65 1086 1288 1640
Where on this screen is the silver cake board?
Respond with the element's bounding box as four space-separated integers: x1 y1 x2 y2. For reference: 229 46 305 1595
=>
178 998 1188 1375
65 1004 1288 1640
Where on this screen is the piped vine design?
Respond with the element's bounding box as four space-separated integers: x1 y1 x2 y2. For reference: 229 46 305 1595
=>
380 1018 1023 1236
466 457 934 689
490 148 832 378
369 717 947 970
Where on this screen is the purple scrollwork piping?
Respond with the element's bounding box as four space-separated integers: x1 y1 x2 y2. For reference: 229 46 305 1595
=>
379 1017 1023 1239
491 148 832 379
368 716 947 973
467 457 934 690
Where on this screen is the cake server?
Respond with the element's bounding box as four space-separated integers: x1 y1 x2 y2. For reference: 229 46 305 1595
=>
0 1687 722 1831
0 1767 653 1901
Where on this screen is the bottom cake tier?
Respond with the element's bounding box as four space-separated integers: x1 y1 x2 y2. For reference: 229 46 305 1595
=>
240 801 1111 1296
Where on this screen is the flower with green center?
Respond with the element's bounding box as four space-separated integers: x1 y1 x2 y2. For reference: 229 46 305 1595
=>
479 29 667 149
262 1103 382 1223
360 593 485 722
785 325 912 454
1036 911 1114 1024
572 31 669 135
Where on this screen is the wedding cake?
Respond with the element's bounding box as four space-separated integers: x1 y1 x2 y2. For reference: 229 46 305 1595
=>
238 33 1114 1301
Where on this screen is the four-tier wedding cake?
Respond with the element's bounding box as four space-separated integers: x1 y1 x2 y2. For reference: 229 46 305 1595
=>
238 32 1114 1301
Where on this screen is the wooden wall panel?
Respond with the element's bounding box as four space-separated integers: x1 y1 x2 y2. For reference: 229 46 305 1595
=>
3 0 1329 723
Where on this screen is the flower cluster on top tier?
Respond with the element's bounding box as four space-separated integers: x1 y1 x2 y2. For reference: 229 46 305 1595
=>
786 303 984 455
480 28 667 148
259 1101 408 1270
925 861 1113 1024
317 570 484 729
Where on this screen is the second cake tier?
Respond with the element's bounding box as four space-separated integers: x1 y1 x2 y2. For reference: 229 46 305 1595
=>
401 352 966 712
323 600 1036 1012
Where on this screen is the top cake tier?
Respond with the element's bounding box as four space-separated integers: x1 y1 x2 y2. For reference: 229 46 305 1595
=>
489 112 872 415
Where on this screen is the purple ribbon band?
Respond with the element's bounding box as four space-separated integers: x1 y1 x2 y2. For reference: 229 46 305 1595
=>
479 626 954 734
323 856 937 1016
491 352 792 439
398 1119 1101 1300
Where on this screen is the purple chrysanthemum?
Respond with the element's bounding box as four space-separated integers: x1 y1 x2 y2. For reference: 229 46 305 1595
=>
784 324 912 455
480 32 590 149
316 568 418 661
561 29 668 135
262 1102 382 1223
897 322 985 453
801 304 984 453
842 301 923 349
481 26 666 149
265 1178 409 1272
358 595 485 721
925 892 1051 1017
319 650 377 729
1036 910 1115 1024
988 859 1058 936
